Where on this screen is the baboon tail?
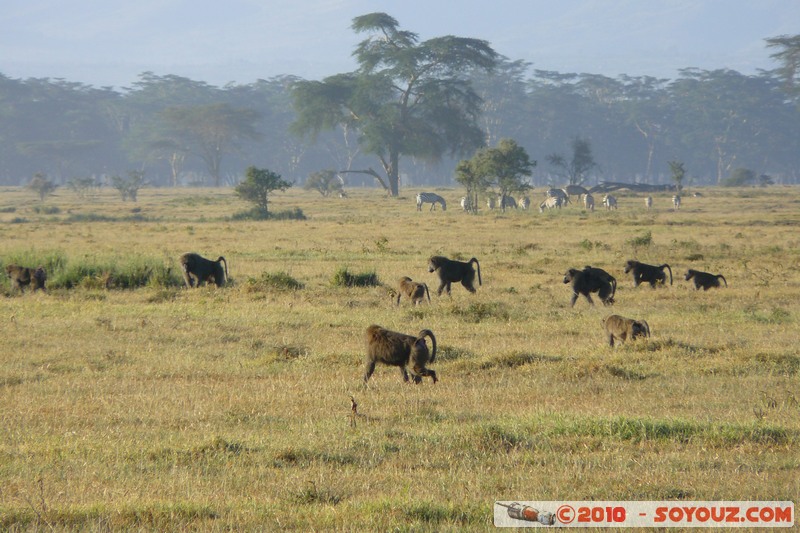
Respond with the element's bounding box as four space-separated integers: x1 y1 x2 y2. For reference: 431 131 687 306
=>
470 258 482 286
424 283 431 303
418 329 437 363
718 274 727 287
217 257 228 282
661 264 673 285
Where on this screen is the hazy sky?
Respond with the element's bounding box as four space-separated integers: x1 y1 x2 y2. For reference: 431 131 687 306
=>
2 0 797 89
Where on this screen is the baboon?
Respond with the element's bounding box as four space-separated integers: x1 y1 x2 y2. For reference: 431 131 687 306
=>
396 276 431 306
5 264 47 293
602 314 651 347
563 265 616 307
428 256 482 296
685 269 727 290
179 252 228 287
624 260 673 288
363 325 437 384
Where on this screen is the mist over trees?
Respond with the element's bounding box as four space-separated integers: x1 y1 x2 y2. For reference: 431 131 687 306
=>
1 28 799 188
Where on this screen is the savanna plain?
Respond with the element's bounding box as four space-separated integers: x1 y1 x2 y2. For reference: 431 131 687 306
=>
1 185 798 531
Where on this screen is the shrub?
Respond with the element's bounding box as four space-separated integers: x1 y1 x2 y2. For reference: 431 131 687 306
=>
331 267 380 287
627 230 652 248
246 271 304 291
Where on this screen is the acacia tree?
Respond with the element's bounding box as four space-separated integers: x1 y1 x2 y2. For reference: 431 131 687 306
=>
546 137 598 186
456 139 534 212
668 160 685 191
235 166 292 216
160 103 261 186
766 34 800 104
291 12 497 196
27 173 58 202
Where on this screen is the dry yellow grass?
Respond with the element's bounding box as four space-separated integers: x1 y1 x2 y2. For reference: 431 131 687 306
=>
1 185 798 530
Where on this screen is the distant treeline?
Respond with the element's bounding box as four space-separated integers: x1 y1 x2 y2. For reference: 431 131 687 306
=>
1 61 799 188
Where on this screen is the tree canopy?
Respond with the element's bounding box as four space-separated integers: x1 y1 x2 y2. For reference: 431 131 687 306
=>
291 12 498 196
2 33 800 187
456 138 534 212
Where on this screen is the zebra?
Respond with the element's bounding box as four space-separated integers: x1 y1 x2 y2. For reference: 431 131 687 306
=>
500 195 517 210
460 196 473 212
486 196 497 210
645 196 652 209
672 195 681 209
584 193 595 212
416 192 446 211
539 196 563 212
519 196 531 210
603 194 618 210
546 188 570 205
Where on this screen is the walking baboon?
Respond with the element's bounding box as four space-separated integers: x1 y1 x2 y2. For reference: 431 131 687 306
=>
363 325 437 384
563 265 616 307
179 253 228 287
5 264 47 293
602 314 651 347
685 269 727 290
428 256 481 296
624 260 673 288
396 276 431 306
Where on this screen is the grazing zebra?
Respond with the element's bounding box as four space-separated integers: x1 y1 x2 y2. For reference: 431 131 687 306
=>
546 188 570 205
500 195 517 210
645 196 652 209
564 184 588 201
672 195 681 209
584 193 595 212
539 196 563 212
486 196 497 210
603 194 618 210
460 196 474 212
416 192 446 211
519 196 531 210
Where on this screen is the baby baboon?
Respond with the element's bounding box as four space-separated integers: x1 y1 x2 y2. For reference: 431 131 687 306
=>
602 314 650 347
363 325 437 384
624 260 673 288
685 269 727 290
179 252 228 288
563 265 616 307
428 256 481 296
396 276 431 306
5 264 47 293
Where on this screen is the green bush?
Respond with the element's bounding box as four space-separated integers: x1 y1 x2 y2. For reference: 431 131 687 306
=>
246 271 304 291
331 267 380 287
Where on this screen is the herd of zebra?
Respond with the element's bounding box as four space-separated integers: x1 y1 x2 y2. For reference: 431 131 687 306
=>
416 189 683 213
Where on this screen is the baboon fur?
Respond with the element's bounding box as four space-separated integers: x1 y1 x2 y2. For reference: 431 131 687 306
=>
396 276 431 306
603 314 651 347
179 252 228 288
563 265 616 307
624 260 673 288
685 269 727 290
5 264 47 293
428 256 482 296
363 325 437 384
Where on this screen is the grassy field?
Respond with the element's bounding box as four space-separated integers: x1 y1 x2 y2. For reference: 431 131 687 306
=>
1 185 798 531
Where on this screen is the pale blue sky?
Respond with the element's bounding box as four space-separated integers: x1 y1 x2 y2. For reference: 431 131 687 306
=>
2 0 797 89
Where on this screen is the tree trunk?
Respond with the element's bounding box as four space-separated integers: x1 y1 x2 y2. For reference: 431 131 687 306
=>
387 149 400 197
